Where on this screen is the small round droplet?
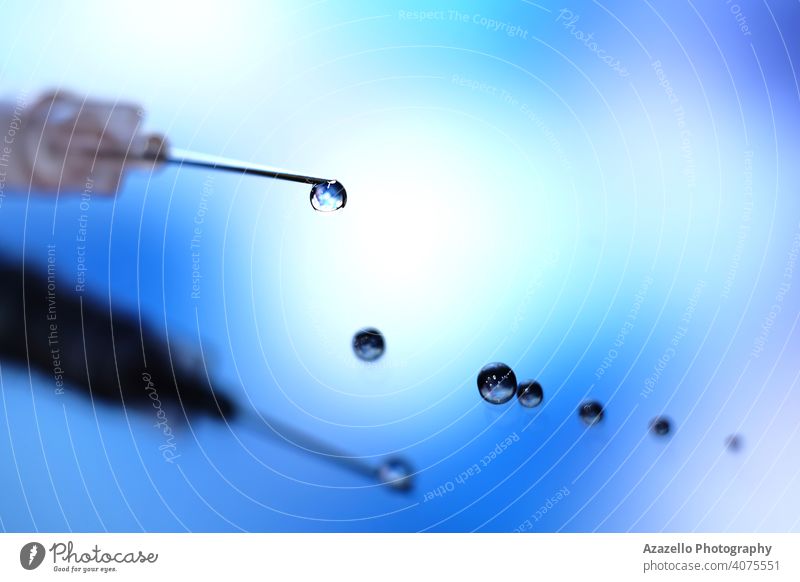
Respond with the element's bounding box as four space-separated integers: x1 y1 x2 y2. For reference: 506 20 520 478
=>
377 457 413 491
725 434 743 452
517 380 543 408
310 180 347 212
650 416 672 436
352 328 385 362
578 401 604 426
477 362 517 405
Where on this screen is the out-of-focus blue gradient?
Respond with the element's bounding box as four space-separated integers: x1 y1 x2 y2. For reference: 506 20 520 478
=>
0 0 798 532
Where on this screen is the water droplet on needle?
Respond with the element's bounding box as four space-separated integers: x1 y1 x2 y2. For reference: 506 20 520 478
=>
310 180 347 212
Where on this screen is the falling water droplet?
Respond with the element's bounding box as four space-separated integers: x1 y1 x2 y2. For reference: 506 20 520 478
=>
725 434 743 452
352 328 385 362
517 380 544 408
650 416 672 436
477 362 517 405
377 457 413 491
310 180 347 212
578 401 604 426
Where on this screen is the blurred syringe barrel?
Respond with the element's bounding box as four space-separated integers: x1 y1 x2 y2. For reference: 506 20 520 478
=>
0 256 236 420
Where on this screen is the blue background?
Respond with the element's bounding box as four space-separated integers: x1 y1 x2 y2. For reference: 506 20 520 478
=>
0 0 798 532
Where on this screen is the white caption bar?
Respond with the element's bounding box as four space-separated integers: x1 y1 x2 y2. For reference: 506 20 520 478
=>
1 533 797 580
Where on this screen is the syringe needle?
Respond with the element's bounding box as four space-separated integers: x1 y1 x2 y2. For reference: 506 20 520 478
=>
162 147 333 186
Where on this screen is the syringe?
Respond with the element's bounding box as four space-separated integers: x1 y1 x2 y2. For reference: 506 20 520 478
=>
98 136 348 212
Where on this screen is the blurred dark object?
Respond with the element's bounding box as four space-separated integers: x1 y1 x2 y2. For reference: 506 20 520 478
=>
0 256 236 421
0 255 415 490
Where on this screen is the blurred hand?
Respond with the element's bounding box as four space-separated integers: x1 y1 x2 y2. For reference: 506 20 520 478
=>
19 90 166 194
